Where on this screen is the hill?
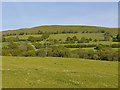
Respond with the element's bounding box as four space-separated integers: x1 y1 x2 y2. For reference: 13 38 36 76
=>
2 25 118 36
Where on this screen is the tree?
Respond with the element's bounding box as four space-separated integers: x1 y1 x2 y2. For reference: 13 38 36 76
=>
41 33 50 40
38 30 43 34
72 49 87 58
5 37 19 42
49 46 72 57
72 36 78 41
94 39 98 42
59 39 62 41
9 42 19 49
101 30 105 33
116 34 120 42
93 54 99 60
104 32 111 41
89 38 92 41
33 42 44 49
28 36 35 42
66 37 71 41
80 37 86 43
97 47 113 60
2 37 5 42
54 39 59 44
19 32 24 35
35 48 46 57
19 42 34 51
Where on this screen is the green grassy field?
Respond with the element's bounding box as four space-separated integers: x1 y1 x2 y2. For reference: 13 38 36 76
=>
68 48 119 52
4 33 117 41
5 35 41 40
2 56 118 88
49 33 104 41
4 33 104 41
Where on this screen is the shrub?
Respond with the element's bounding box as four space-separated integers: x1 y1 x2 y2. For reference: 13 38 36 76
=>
72 49 87 58
33 42 45 49
5 36 19 42
20 50 36 57
35 48 46 57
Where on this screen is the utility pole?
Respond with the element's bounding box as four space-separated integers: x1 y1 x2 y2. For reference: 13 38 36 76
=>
46 39 47 57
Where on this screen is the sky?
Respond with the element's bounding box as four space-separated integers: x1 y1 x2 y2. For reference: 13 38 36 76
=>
2 2 118 31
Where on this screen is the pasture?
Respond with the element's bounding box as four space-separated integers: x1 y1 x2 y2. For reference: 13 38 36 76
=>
2 56 118 88
4 33 116 41
49 33 104 41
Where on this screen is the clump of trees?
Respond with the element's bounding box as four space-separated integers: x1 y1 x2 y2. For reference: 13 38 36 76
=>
104 32 112 41
81 30 105 33
27 33 50 42
33 42 45 49
2 42 119 61
51 31 78 34
65 36 91 44
28 36 42 42
2 42 36 57
65 36 75 43
77 37 90 43
64 44 97 48
113 34 120 42
4 36 19 42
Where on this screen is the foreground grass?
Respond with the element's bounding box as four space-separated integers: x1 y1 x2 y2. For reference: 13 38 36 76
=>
2 56 118 88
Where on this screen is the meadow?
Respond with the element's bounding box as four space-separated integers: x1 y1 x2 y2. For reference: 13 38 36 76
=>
2 56 118 88
5 33 104 40
4 33 118 41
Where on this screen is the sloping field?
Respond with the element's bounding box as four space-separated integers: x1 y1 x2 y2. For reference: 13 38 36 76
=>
49 33 104 41
2 56 118 88
2 25 118 36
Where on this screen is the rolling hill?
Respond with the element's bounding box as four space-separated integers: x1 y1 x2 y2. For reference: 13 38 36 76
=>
2 25 118 36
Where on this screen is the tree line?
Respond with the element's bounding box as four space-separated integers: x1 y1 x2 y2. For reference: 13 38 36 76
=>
2 42 119 61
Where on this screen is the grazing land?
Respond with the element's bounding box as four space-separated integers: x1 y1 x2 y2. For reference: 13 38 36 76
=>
1 25 119 88
2 56 118 88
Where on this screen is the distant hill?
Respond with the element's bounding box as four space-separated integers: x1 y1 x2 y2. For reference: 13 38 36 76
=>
2 25 118 36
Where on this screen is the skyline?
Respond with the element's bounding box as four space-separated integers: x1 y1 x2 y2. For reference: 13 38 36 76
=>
2 2 118 31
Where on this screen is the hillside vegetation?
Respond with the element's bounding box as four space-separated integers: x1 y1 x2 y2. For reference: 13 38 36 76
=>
1 25 120 61
1 25 119 88
2 25 118 36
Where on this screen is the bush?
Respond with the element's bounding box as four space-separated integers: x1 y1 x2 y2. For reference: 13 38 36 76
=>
35 48 46 57
9 42 19 49
97 47 114 61
33 42 45 49
19 42 34 51
20 50 36 57
28 36 41 42
72 49 87 58
5 36 19 42
2 49 23 56
49 46 71 57
64 44 97 48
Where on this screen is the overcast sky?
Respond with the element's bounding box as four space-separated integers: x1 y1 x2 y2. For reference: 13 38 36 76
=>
2 2 118 31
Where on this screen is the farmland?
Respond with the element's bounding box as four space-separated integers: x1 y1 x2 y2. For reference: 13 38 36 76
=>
5 33 105 41
2 56 118 88
1 25 119 88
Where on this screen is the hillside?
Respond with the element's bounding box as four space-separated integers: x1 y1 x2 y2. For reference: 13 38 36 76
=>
2 25 118 36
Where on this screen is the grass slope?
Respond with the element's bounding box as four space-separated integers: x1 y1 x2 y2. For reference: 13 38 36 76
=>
2 25 118 36
2 56 118 88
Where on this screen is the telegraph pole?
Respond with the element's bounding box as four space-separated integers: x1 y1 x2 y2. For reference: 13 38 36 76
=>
46 39 47 57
